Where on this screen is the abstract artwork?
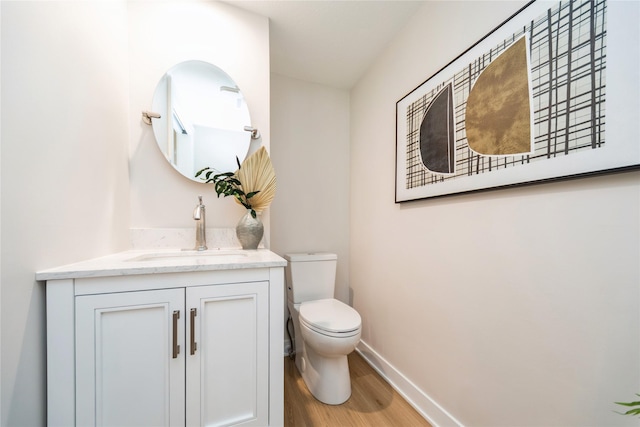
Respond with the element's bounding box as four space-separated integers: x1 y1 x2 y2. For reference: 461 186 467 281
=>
465 36 531 156
420 82 455 173
395 0 640 202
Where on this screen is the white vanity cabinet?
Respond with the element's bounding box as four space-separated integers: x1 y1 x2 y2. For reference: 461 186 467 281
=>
40 250 285 427
74 288 186 426
185 282 269 426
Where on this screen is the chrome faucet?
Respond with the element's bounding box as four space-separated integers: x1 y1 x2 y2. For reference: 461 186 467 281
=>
193 195 207 251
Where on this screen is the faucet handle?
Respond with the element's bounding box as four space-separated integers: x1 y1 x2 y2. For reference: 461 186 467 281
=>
193 195 207 251
193 195 204 220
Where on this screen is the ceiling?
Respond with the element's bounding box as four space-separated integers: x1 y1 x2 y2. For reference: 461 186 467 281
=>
223 1 424 89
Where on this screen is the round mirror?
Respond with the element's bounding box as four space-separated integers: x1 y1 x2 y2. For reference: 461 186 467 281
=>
150 60 252 182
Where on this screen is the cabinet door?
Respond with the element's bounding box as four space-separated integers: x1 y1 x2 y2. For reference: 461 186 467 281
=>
76 289 185 427
186 282 269 427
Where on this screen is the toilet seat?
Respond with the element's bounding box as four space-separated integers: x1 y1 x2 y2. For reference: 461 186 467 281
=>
299 298 361 338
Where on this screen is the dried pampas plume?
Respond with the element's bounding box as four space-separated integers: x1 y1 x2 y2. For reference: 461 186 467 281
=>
236 146 276 213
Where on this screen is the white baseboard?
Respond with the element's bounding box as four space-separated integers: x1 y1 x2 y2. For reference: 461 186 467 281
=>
356 340 464 427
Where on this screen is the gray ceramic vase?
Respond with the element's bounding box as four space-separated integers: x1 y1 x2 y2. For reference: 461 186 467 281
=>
236 210 263 250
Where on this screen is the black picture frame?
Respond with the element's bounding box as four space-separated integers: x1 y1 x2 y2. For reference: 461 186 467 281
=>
395 0 639 202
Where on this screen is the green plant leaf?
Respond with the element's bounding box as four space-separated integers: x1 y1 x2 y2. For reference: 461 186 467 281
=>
615 395 640 417
615 401 640 407
197 163 261 212
213 172 234 180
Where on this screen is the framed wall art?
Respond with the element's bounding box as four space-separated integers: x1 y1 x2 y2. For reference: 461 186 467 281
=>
395 0 640 202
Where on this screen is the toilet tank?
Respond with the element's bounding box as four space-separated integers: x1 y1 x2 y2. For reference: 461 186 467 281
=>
284 252 337 304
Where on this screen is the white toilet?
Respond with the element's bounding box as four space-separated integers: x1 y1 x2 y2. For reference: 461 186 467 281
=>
285 252 361 405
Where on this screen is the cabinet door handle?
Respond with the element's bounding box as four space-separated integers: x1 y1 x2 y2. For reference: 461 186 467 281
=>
172 310 180 358
190 308 197 355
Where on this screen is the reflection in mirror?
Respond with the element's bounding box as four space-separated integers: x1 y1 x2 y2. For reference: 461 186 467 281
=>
151 60 252 182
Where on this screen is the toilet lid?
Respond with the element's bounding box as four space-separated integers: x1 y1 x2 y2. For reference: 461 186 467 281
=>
299 298 361 333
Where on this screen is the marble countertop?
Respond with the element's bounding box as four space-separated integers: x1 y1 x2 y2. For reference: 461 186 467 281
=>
36 248 287 281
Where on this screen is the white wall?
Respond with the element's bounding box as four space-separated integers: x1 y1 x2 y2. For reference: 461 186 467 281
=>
0 1 269 424
270 74 351 351
270 74 350 301
0 5 3 423
350 1 640 426
1 2 130 425
128 1 270 235
1 4 3 423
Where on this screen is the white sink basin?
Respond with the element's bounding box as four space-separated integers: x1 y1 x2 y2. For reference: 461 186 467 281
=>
126 250 249 263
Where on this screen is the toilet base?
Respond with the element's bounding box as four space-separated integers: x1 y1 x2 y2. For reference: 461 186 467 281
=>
288 299 360 405
299 346 351 405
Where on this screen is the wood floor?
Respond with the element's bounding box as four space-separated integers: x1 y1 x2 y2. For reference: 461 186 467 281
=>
284 352 432 426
